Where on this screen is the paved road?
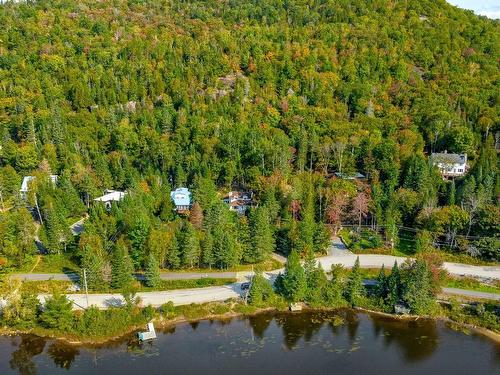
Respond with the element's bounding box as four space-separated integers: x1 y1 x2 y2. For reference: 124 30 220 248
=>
318 237 500 280
37 283 244 310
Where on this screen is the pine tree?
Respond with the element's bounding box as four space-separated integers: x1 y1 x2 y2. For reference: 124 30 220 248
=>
145 253 161 288
201 231 214 269
374 265 388 305
80 247 105 291
324 264 346 307
168 233 181 269
276 249 307 302
344 257 364 306
246 207 274 263
304 253 328 306
386 261 401 308
181 223 200 268
248 271 274 306
298 188 316 255
111 241 134 289
401 259 436 315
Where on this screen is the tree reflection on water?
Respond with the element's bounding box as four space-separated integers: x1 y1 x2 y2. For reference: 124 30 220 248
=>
9 335 46 375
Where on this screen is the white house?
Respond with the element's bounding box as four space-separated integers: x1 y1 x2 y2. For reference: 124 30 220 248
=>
170 187 191 212
20 175 58 199
93 190 126 210
431 152 467 177
223 191 254 215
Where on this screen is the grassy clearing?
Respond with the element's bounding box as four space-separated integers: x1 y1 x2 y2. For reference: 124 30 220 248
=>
18 254 80 274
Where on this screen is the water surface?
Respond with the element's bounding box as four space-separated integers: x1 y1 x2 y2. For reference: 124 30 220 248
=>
0 311 498 375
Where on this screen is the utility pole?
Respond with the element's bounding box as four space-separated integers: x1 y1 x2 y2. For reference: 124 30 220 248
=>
83 268 89 309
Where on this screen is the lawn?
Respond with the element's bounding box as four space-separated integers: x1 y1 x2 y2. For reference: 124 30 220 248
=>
28 254 80 273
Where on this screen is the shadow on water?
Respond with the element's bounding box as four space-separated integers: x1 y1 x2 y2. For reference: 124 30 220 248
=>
371 315 439 362
9 335 46 375
47 341 79 370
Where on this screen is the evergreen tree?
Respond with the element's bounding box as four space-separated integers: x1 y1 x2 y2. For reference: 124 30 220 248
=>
145 253 161 288
298 188 316 255
248 271 274 306
374 265 388 306
304 254 328 306
386 261 401 308
401 259 436 315
128 215 150 270
167 233 181 269
181 223 200 268
324 264 346 307
201 231 214 269
80 247 105 291
39 293 74 331
111 241 134 289
276 249 307 302
246 207 274 263
344 257 364 306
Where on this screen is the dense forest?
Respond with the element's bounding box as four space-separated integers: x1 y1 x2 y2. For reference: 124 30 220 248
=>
0 0 498 283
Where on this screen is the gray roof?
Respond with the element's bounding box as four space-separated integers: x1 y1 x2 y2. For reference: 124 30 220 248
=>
431 153 467 165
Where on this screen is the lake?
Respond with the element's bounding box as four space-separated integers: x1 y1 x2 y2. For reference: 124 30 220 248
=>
0 310 498 375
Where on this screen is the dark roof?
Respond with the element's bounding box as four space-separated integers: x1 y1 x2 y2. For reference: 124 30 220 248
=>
431 153 467 164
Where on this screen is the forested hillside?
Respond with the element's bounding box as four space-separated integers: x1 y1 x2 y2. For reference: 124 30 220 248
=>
0 0 498 280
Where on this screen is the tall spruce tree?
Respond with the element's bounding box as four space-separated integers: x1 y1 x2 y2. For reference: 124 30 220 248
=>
344 257 364 306
168 233 181 269
386 261 401 308
276 249 307 302
401 259 436 315
80 247 105 291
181 223 200 268
145 253 161 288
246 207 274 263
111 241 134 289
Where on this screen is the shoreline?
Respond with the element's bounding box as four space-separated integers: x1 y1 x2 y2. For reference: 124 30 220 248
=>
1 304 499 346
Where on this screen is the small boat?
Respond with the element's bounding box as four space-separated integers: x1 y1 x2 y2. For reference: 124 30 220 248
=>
137 322 157 341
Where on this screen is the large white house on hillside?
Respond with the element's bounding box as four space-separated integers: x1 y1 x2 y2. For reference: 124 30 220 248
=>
431 152 467 177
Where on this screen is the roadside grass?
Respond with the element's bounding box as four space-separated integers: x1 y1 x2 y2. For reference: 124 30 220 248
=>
159 257 282 273
444 277 500 294
7 277 238 295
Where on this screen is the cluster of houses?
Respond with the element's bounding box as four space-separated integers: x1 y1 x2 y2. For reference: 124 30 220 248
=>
18 151 466 220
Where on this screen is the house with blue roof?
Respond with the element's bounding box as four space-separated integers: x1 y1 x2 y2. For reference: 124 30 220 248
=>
170 187 192 212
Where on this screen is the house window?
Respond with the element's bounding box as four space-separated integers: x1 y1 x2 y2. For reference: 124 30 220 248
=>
458 169 463 172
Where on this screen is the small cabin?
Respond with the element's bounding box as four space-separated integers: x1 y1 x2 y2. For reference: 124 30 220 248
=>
223 191 254 215
20 175 58 199
171 187 191 213
93 190 126 210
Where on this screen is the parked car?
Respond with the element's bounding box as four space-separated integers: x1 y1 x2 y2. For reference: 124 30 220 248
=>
241 282 251 291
